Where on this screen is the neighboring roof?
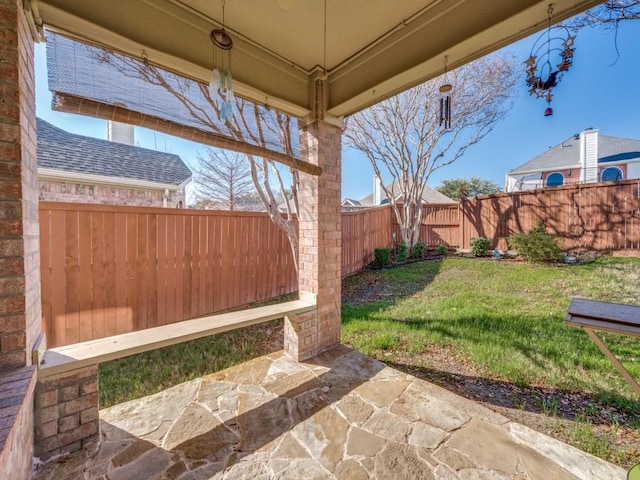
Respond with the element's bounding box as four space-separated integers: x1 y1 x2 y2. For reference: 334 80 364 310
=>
359 180 455 205
509 133 640 175
37 117 192 186
342 198 361 206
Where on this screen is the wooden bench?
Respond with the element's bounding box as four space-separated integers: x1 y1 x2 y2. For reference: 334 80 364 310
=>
565 298 640 395
37 298 316 378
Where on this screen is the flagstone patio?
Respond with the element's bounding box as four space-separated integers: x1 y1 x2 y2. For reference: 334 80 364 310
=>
32 346 625 480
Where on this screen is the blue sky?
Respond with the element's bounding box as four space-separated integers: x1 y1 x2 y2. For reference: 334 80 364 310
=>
35 19 640 203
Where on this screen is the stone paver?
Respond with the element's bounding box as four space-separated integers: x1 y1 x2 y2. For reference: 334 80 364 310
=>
32 348 627 480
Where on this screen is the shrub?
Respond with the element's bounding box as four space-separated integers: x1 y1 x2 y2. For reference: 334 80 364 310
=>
411 242 427 259
374 247 392 266
470 237 491 257
508 220 563 263
437 244 448 256
397 242 408 263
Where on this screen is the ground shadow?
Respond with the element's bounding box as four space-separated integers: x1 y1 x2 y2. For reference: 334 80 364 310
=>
342 258 443 309
384 359 640 429
54 346 385 479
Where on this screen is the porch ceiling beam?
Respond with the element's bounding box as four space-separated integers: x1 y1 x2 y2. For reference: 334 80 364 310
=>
35 0 600 119
326 0 603 117
35 0 313 119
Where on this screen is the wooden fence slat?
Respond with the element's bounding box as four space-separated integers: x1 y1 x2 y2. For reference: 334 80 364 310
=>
114 212 128 336
40 209 52 344
165 215 178 323
212 215 222 313
156 214 168 327
137 214 149 330
49 209 66 347
64 210 80 345
103 212 117 337
206 216 215 313
190 216 200 317
222 215 233 310
90 211 106 340
125 213 138 333
233 217 243 307
199 215 207 316
178 217 193 320
147 213 158 327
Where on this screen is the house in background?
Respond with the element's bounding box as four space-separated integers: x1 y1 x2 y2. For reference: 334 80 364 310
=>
343 176 454 210
505 128 640 192
37 118 192 207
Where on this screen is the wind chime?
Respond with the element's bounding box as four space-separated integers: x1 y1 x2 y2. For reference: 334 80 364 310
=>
209 0 234 123
439 56 452 130
525 3 576 116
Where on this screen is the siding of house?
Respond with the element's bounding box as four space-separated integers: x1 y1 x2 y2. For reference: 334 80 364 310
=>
627 162 640 179
39 180 185 207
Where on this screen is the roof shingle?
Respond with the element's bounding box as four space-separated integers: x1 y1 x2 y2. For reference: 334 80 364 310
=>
359 180 455 205
509 133 640 175
37 117 192 186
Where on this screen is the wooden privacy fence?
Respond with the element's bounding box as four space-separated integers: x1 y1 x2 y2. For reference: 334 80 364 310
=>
342 206 393 277
390 203 461 248
39 203 297 347
40 181 640 347
461 180 640 251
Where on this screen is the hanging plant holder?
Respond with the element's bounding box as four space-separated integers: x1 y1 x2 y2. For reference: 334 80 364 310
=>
525 4 576 116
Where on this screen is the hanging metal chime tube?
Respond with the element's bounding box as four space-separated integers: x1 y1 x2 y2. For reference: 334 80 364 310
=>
439 84 452 130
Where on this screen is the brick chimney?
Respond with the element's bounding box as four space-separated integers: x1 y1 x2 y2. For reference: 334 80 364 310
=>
373 176 382 205
107 120 134 145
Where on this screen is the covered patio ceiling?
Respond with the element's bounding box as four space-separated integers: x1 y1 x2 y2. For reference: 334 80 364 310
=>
29 0 600 121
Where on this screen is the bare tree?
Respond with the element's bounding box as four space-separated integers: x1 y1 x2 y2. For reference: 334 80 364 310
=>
344 53 517 251
567 1 640 29
98 52 301 271
192 148 255 210
564 1 640 61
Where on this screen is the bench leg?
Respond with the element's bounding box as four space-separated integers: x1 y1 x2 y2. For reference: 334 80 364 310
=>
284 310 319 361
584 328 640 395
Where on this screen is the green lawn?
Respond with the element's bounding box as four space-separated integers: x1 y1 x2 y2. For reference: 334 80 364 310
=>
342 256 640 467
99 255 640 467
343 257 640 401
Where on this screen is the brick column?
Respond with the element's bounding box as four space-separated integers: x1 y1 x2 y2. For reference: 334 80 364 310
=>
0 0 40 370
285 118 342 361
0 0 41 475
34 366 100 460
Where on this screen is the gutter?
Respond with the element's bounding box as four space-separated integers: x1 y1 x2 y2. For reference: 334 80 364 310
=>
506 164 581 176
38 167 184 191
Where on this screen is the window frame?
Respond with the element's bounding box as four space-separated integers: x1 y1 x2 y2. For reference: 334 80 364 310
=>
546 172 564 187
601 166 623 182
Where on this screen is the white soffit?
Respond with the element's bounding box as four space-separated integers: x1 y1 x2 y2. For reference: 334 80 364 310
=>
33 0 600 118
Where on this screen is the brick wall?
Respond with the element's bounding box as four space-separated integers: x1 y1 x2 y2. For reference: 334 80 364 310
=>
0 0 40 475
34 366 99 460
39 179 185 207
0 0 40 370
0 367 36 479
